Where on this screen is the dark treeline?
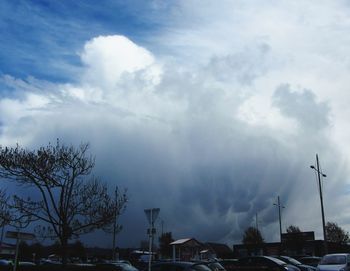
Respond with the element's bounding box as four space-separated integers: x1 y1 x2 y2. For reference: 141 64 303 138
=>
17 240 86 262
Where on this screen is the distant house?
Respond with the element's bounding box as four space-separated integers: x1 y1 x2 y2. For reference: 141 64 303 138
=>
170 238 202 261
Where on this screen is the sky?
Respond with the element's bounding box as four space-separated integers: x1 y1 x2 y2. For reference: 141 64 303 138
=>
1 0 350 249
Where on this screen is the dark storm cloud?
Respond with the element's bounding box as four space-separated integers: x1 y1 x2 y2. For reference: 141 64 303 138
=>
207 43 271 85
82 87 334 246
273 84 330 131
1 31 349 248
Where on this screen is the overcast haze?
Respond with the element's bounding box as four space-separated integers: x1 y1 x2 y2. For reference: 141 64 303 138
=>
1 0 350 248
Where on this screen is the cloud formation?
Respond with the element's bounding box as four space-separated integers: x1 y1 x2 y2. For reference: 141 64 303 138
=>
1 1 350 248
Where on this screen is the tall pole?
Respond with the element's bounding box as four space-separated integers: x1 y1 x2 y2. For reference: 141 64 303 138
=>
255 213 259 232
311 154 327 254
112 186 118 261
161 220 164 236
148 209 153 271
273 196 284 242
317 154 327 245
13 230 20 271
278 196 282 241
144 208 159 271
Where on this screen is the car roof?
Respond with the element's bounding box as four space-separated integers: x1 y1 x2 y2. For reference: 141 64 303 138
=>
263 256 288 265
321 254 349 260
153 261 200 267
324 253 350 256
240 256 287 265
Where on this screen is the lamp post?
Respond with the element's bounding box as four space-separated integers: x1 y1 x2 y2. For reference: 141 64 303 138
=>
112 186 119 261
273 196 285 242
310 153 327 254
144 208 160 271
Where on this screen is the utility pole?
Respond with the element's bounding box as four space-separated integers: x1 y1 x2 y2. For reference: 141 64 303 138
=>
6 218 33 271
112 186 118 261
273 196 285 242
310 154 327 254
161 220 164 236
144 208 160 271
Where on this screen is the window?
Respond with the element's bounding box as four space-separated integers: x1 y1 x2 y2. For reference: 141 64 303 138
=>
320 255 346 265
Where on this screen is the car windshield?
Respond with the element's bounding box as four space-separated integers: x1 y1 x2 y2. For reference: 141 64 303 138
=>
120 264 138 271
208 262 225 271
265 257 287 266
281 256 302 265
320 255 346 265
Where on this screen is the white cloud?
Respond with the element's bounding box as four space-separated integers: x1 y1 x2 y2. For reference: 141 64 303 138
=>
0 93 50 128
80 35 160 91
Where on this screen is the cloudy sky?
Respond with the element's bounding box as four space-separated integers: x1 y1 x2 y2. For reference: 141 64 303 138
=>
1 0 350 248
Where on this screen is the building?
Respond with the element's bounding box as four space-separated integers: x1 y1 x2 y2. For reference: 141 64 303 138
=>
233 231 350 257
170 238 202 261
200 242 233 259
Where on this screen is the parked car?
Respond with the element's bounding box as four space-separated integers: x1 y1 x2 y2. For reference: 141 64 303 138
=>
151 261 212 271
111 260 133 265
0 260 11 266
40 259 62 265
217 259 239 271
19 262 36 266
96 262 139 271
317 253 350 271
195 261 226 271
298 257 321 267
272 256 316 271
235 256 293 270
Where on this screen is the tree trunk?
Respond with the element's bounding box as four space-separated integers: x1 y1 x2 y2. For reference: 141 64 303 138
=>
61 237 68 265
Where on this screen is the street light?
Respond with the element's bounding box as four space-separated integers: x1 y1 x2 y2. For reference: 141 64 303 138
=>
144 208 160 271
310 165 326 177
273 196 285 243
310 153 327 253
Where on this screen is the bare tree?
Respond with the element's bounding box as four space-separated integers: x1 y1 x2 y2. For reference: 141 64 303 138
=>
159 232 174 258
326 221 349 244
242 226 264 245
0 189 12 246
0 141 128 264
103 186 127 260
286 225 301 233
0 189 11 223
